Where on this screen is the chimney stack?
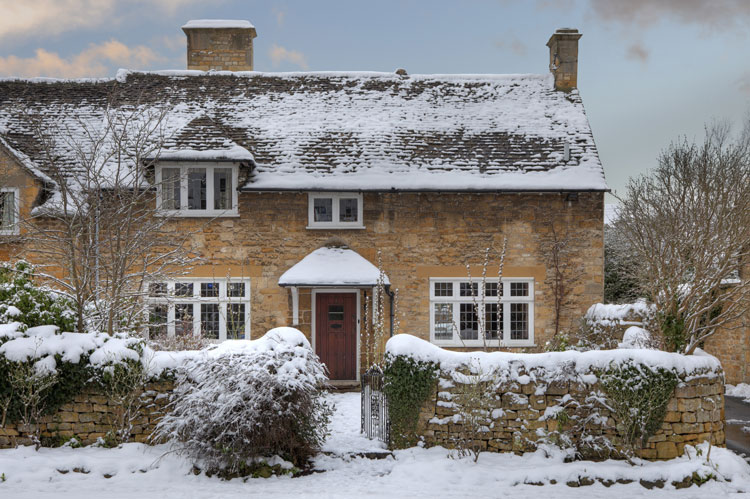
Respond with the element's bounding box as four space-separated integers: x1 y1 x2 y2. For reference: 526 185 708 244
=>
546 28 582 91
182 19 257 71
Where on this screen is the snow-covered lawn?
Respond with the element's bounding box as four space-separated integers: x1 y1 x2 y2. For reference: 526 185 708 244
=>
2 392 750 498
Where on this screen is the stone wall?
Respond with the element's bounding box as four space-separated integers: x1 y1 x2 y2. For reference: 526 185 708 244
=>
415 367 724 460
704 260 750 385
0 381 173 448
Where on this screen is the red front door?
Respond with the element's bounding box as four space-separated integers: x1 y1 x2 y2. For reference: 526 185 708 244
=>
316 293 357 380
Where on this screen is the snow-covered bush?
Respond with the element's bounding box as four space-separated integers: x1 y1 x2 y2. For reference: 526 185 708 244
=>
0 261 76 332
153 327 331 475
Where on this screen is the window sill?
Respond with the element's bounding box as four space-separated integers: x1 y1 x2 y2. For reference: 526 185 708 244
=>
156 210 240 218
432 340 535 348
306 225 366 230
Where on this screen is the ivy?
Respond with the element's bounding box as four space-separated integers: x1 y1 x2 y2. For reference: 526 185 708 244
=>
599 361 678 451
383 354 437 449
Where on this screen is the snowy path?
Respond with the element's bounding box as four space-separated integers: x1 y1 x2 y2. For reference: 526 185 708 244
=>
1 392 750 498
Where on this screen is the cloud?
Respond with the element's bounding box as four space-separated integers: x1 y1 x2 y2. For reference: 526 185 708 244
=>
273 7 287 27
495 35 527 56
625 42 649 63
269 44 308 69
0 0 202 42
587 0 750 33
0 39 162 77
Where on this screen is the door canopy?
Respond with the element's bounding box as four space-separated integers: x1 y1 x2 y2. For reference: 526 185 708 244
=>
279 246 389 287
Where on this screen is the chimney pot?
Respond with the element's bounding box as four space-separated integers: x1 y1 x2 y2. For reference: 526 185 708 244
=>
182 19 257 72
546 28 582 92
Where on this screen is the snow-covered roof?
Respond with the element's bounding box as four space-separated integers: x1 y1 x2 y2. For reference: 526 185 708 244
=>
279 247 389 287
182 19 255 29
0 70 607 193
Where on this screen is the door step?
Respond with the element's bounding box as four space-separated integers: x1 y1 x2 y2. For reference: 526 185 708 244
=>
329 380 360 392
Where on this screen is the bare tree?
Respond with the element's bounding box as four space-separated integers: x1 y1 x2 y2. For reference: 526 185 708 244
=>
616 121 750 354
18 91 200 334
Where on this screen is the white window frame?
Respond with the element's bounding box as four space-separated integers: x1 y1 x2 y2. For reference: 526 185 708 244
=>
429 277 534 347
307 192 364 229
0 187 20 236
144 277 251 341
155 163 239 217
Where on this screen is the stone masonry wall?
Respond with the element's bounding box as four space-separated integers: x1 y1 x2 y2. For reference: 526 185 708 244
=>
416 368 724 460
0 381 173 448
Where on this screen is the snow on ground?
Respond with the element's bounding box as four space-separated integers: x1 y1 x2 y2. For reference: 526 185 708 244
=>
727 383 750 403
1 392 749 498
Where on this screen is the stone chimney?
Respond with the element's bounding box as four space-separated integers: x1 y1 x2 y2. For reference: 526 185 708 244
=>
182 19 257 71
546 28 582 91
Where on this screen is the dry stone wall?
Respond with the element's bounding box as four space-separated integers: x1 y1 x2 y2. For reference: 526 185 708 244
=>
0 381 173 448
415 366 724 460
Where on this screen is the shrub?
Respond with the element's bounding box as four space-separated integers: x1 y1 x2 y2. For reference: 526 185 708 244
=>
153 328 331 476
0 261 76 332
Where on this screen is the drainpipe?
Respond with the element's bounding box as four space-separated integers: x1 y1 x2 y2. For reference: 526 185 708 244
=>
385 284 395 337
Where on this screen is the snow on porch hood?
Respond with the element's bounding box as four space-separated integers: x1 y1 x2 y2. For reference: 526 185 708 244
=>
278 247 389 287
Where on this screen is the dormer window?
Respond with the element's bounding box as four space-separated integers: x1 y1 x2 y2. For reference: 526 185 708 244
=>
307 192 364 229
156 164 238 216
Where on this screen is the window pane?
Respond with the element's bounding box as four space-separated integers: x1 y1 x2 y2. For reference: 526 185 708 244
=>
0 192 15 229
433 303 453 340
339 198 358 222
161 168 181 210
313 198 333 222
460 282 478 297
510 282 529 297
148 282 167 297
459 303 478 340
175 303 194 336
175 282 193 297
200 303 220 339
485 303 501 340
510 303 529 340
227 303 245 339
213 168 232 210
148 305 168 338
187 168 206 210
485 282 499 297
434 282 453 297
228 282 245 297
200 282 219 297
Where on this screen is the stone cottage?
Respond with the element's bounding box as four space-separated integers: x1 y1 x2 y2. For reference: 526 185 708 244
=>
0 22 608 382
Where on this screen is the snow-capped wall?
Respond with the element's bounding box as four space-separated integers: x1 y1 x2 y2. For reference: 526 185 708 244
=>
385 335 724 460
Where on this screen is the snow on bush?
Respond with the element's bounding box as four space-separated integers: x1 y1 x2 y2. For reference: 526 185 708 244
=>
619 326 653 349
0 261 76 332
152 327 332 475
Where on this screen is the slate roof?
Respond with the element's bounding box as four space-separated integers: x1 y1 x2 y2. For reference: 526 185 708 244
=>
0 69 608 193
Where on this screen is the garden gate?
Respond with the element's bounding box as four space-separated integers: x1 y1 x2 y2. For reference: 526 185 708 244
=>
361 366 389 443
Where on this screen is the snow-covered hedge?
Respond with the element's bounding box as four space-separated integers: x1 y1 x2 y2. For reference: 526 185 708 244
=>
152 327 331 476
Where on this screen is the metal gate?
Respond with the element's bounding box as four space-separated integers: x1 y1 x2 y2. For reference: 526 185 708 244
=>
361 365 389 443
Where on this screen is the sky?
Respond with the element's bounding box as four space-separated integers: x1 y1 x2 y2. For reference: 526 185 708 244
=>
0 0 748 202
